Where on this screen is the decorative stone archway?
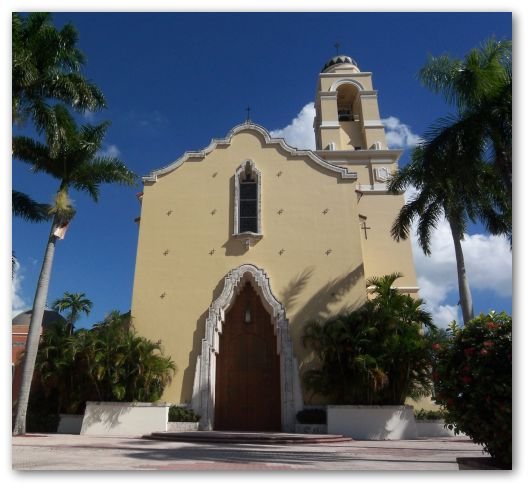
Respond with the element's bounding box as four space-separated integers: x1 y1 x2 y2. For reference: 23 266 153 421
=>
191 264 302 431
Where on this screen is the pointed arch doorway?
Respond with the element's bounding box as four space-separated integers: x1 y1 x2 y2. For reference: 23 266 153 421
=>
191 264 301 432
215 282 281 431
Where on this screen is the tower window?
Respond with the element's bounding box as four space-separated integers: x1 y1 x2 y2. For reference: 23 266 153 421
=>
234 160 262 236
336 84 359 122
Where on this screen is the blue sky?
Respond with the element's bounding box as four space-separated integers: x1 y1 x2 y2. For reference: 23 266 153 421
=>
11 11 512 329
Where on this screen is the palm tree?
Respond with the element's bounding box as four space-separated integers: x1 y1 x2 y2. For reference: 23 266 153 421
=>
364 273 434 405
52 292 93 335
12 12 106 222
388 39 511 325
389 136 508 326
12 107 136 435
417 38 512 237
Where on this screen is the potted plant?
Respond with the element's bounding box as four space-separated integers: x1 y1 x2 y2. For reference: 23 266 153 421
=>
413 408 455 437
302 273 436 439
167 406 201 432
295 408 327 434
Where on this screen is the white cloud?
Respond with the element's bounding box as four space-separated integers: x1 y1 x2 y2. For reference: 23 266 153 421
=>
12 259 28 317
270 103 316 150
98 144 121 158
381 116 422 149
410 204 512 327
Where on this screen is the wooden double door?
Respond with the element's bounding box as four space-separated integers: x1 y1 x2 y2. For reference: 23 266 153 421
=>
215 283 281 431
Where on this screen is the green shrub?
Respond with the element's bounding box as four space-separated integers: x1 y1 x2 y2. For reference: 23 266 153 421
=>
432 312 512 469
296 409 327 424
26 411 60 433
168 406 200 422
414 408 446 421
302 273 436 405
34 314 176 414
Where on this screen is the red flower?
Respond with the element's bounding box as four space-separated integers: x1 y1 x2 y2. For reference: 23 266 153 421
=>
483 340 494 348
480 348 489 356
432 343 442 351
461 375 473 384
486 322 498 330
464 347 476 357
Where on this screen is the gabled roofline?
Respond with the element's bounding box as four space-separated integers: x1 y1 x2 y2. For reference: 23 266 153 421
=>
142 122 358 182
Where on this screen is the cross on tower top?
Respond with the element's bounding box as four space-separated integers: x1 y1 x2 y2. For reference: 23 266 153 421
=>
245 106 251 123
334 42 340 55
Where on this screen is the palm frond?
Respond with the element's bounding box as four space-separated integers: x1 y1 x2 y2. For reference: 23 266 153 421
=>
12 190 51 222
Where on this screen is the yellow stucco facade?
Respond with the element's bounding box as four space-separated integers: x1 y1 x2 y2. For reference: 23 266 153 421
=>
130 55 419 429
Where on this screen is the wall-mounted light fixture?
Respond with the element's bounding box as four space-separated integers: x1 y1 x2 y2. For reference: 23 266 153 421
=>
244 307 251 324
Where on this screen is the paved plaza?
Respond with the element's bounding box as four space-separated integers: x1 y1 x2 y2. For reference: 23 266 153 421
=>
12 433 489 471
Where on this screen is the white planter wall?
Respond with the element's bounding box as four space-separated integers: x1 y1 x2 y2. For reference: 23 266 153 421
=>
81 402 169 436
57 414 83 434
415 420 456 437
294 424 327 434
167 422 200 432
327 405 417 440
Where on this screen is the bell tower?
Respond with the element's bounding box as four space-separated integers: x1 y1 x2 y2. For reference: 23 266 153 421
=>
313 54 418 293
314 55 388 151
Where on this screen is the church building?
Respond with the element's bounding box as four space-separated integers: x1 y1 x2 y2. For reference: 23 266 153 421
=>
130 54 418 432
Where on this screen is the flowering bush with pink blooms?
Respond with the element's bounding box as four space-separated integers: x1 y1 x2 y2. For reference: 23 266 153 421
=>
432 311 512 469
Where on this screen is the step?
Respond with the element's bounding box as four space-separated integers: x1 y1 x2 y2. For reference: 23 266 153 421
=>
144 431 352 444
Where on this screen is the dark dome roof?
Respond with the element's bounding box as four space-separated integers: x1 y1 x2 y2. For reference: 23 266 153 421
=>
12 309 66 328
321 55 358 73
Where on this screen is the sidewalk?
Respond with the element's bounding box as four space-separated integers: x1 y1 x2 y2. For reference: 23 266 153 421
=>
12 433 489 471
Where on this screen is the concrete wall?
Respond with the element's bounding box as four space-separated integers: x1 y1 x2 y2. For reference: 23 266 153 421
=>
327 405 418 440
81 402 169 436
416 420 456 438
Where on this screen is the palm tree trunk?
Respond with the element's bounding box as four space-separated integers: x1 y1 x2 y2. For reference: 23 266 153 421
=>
13 216 59 435
448 218 474 325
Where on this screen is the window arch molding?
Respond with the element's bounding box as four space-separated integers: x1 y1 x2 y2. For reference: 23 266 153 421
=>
233 159 262 247
329 78 365 92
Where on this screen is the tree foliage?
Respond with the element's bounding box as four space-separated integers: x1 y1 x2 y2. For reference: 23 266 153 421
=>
34 312 176 414
52 291 93 335
388 39 512 325
302 273 436 405
12 12 107 222
431 312 512 469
